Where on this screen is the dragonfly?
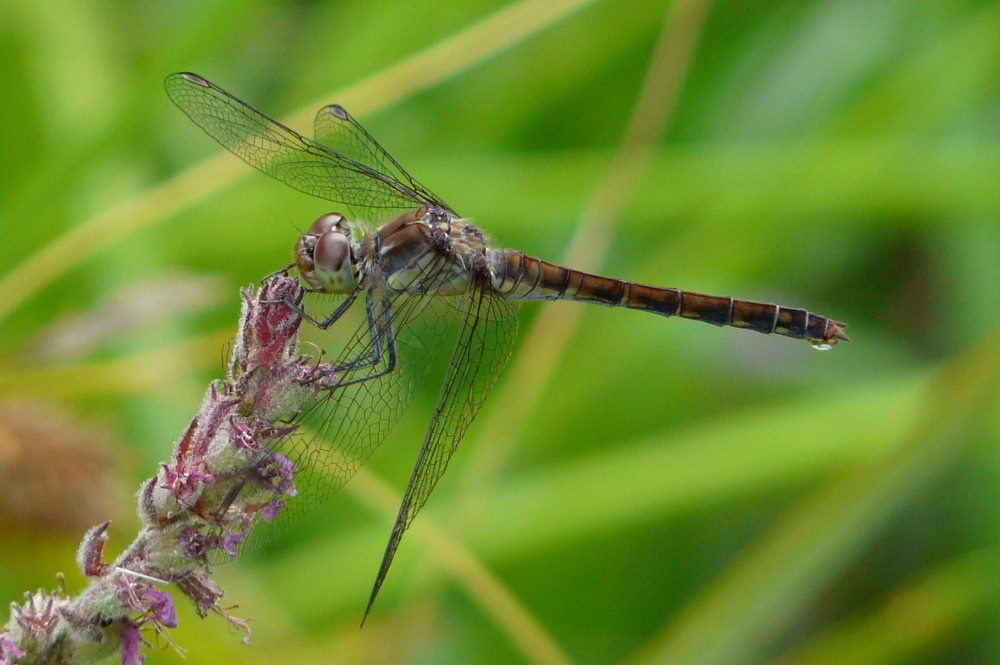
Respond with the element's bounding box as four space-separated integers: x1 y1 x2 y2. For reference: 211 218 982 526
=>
165 72 848 620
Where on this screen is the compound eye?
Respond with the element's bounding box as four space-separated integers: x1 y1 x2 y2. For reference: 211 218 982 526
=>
313 232 356 293
308 212 347 237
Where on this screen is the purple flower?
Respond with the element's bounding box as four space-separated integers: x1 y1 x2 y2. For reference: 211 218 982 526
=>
261 497 285 523
176 526 211 559
1 634 25 662
220 528 249 559
0 277 324 661
146 589 178 629
77 521 111 577
272 453 297 496
174 572 223 619
158 412 220 508
216 606 253 646
114 572 177 633
239 276 304 369
230 420 258 452
13 592 58 638
120 624 144 665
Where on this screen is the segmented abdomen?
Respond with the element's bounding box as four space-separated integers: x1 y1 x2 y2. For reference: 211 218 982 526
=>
490 249 848 346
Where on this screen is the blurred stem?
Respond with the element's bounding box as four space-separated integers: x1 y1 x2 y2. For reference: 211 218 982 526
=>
766 547 1000 665
0 331 232 400
0 0 602 325
624 326 1000 665
457 0 712 510
333 460 575 665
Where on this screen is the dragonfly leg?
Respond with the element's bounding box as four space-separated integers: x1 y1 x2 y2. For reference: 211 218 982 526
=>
330 290 387 372
330 293 399 388
260 262 295 285
287 287 361 329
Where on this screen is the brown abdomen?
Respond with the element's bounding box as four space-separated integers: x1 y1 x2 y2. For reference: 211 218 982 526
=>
490 250 848 347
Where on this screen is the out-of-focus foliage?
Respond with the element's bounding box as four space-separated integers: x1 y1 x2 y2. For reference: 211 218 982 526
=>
0 1 997 664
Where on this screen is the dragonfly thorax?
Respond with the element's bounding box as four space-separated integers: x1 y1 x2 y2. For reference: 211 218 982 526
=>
295 212 359 293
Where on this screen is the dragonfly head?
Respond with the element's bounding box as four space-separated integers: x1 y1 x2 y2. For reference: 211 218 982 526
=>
295 212 358 293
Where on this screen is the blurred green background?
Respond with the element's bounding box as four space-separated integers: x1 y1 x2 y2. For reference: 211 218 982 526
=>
1 0 998 663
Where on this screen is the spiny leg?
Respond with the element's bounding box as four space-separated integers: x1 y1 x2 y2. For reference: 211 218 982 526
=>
332 290 400 389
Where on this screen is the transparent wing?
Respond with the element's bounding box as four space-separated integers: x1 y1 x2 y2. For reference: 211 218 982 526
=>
218 250 463 561
165 72 451 221
314 104 454 215
363 278 518 619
